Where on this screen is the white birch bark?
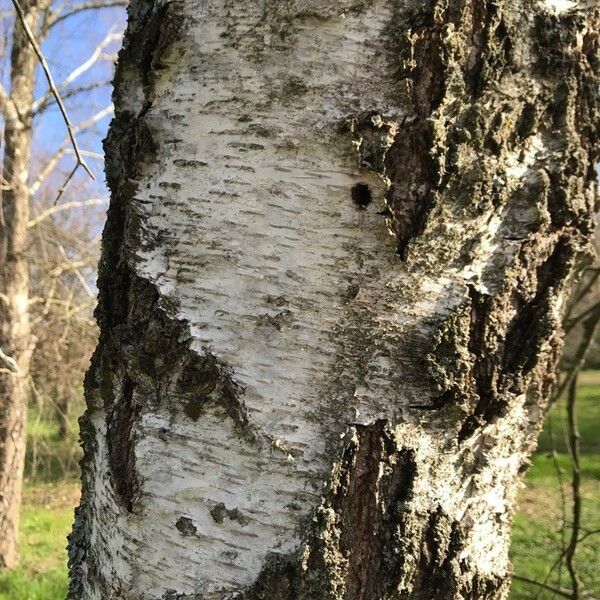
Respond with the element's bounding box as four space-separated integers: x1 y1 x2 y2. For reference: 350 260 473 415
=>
69 1 600 599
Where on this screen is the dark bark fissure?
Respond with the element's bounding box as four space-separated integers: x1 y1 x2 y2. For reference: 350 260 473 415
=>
502 237 574 374
106 374 139 512
457 237 579 442
242 421 507 600
335 423 414 600
381 0 600 438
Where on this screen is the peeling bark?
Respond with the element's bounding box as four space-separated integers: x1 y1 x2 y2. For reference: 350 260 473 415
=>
70 0 600 599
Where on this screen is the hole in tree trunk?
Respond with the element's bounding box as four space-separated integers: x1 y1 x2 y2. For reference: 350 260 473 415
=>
351 183 372 208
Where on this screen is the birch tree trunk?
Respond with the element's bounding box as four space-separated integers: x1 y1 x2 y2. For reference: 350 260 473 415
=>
0 0 43 568
69 0 600 598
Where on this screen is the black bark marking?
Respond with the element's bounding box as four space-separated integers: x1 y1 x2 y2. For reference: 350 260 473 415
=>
351 183 372 208
256 309 294 330
502 238 575 374
457 287 503 441
175 517 197 536
210 503 250 526
183 397 205 421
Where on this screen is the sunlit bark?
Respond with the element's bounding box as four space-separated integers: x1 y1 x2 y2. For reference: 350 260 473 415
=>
70 1 599 598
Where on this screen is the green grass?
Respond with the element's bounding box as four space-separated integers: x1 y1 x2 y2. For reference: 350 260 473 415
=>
510 373 599 599
0 378 597 599
510 462 600 599
0 485 76 600
0 407 81 600
537 376 600 455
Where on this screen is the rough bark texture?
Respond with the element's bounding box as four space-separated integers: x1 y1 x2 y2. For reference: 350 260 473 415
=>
0 0 41 568
70 0 600 598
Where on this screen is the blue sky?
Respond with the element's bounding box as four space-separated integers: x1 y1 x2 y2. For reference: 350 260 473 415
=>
1 0 127 209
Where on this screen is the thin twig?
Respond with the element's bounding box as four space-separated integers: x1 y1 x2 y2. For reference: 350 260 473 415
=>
48 0 127 28
30 105 113 196
512 574 574 598
32 79 112 115
54 163 79 204
577 528 600 543
10 0 94 201
552 303 600 404
567 269 600 320
27 197 105 228
0 345 20 374
565 300 600 334
31 30 120 114
554 412 568 590
565 374 582 599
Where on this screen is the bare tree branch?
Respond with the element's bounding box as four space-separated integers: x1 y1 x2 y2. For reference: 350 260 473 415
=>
31 30 120 114
30 105 113 196
512 575 576 599
27 197 105 228
565 374 582 600
10 0 94 191
0 346 20 375
58 244 95 298
565 299 600 334
48 0 128 28
552 302 600 404
33 80 112 116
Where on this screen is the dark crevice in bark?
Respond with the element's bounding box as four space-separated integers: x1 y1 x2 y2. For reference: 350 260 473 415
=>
458 237 577 441
242 420 508 600
336 422 414 600
502 237 575 374
467 286 495 405
384 123 438 260
382 3 447 259
106 374 139 512
466 1 514 99
456 286 502 442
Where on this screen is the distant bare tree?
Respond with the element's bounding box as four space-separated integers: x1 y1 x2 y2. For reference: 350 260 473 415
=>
0 0 123 568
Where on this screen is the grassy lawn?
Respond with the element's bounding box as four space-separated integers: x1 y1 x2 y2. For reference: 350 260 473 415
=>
0 484 77 600
0 378 597 599
510 459 600 599
510 375 600 599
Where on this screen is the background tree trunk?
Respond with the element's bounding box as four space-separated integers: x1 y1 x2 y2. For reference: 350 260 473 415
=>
69 0 599 598
0 0 43 569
